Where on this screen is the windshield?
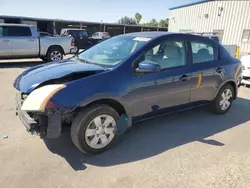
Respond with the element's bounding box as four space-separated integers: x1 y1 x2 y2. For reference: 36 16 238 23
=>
76 35 151 66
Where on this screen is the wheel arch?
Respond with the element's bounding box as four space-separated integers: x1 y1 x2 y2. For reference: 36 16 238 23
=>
78 98 127 116
214 80 237 100
46 45 65 55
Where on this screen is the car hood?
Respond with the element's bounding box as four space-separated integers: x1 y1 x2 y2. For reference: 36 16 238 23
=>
14 59 106 93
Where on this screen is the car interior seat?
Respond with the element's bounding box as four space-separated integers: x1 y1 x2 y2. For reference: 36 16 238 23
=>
158 45 183 68
195 48 212 63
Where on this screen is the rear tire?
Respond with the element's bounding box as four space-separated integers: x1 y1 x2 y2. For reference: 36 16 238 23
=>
211 84 234 114
47 47 63 62
71 105 119 155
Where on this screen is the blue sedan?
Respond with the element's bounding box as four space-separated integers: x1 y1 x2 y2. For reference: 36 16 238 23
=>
14 32 242 154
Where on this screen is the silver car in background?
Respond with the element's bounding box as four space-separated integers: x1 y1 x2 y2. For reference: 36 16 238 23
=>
0 24 75 62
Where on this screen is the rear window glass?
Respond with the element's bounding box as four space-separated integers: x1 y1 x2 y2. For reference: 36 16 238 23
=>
8 26 32 37
191 41 215 63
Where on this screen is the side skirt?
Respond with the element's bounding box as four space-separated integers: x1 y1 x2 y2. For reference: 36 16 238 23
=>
132 101 211 124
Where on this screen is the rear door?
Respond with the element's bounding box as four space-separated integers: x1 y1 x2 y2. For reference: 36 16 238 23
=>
69 30 89 49
9 26 38 57
0 26 12 57
78 30 89 49
188 38 224 102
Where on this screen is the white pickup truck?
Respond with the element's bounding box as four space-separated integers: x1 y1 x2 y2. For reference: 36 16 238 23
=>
0 24 75 62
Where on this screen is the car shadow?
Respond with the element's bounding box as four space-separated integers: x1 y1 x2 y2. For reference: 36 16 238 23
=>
43 97 250 171
0 60 42 69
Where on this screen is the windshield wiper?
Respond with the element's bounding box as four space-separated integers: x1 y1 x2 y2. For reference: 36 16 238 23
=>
77 57 92 64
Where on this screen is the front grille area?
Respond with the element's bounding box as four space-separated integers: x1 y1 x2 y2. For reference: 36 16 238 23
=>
21 93 28 104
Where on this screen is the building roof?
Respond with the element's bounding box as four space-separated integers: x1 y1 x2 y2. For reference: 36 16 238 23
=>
0 15 167 29
169 0 209 10
0 23 30 27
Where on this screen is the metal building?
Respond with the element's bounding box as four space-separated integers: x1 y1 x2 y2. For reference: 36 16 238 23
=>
168 0 250 55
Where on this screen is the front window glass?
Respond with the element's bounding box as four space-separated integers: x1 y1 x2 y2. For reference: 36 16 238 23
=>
137 40 186 69
76 35 151 66
79 30 88 37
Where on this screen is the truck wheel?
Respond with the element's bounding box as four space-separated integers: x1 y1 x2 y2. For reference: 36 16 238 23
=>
47 47 63 62
71 105 119 155
74 46 79 54
211 84 235 114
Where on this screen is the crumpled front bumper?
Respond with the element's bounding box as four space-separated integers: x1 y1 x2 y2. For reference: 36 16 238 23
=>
15 92 40 134
15 92 49 137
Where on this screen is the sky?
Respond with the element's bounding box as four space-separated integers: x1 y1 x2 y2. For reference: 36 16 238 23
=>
0 0 198 23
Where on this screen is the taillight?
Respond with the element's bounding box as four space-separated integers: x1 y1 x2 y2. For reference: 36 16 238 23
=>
71 39 75 46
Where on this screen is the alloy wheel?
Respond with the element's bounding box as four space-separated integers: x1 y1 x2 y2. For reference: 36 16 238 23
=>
50 51 62 61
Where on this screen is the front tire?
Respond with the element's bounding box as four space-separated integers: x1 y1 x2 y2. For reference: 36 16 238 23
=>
47 47 64 62
211 84 234 114
71 105 119 155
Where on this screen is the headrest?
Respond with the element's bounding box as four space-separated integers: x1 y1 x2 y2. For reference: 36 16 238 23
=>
197 48 210 56
164 45 180 58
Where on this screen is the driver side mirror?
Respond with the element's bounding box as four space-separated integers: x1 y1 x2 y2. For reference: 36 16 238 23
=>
136 60 161 73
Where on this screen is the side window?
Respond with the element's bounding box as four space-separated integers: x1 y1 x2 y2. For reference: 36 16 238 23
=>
79 31 88 37
0 26 8 36
8 26 32 37
0 26 3 36
191 41 215 64
137 40 186 70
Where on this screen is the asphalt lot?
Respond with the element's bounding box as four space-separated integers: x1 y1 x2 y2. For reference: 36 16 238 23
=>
1 59 250 188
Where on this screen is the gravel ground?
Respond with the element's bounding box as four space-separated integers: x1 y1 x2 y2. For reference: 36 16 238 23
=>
1 60 250 188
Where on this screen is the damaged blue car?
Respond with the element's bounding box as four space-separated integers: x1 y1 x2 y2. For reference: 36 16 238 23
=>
14 32 242 154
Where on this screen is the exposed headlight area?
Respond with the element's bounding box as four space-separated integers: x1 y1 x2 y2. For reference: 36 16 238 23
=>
21 84 66 112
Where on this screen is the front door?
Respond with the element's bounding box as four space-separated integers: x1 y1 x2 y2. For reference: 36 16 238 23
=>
188 39 224 102
0 26 12 58
131 38 192 118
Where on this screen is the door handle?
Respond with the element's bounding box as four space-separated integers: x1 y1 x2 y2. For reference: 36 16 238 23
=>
179 74 191 82
28 39 35 42
216 67 224 73
3 39 9 42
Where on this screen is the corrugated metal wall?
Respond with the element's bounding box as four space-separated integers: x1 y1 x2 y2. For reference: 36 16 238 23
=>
169 0 250 55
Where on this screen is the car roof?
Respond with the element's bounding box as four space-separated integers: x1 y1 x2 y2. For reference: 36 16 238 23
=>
123 32 219 44
123 32 199 38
